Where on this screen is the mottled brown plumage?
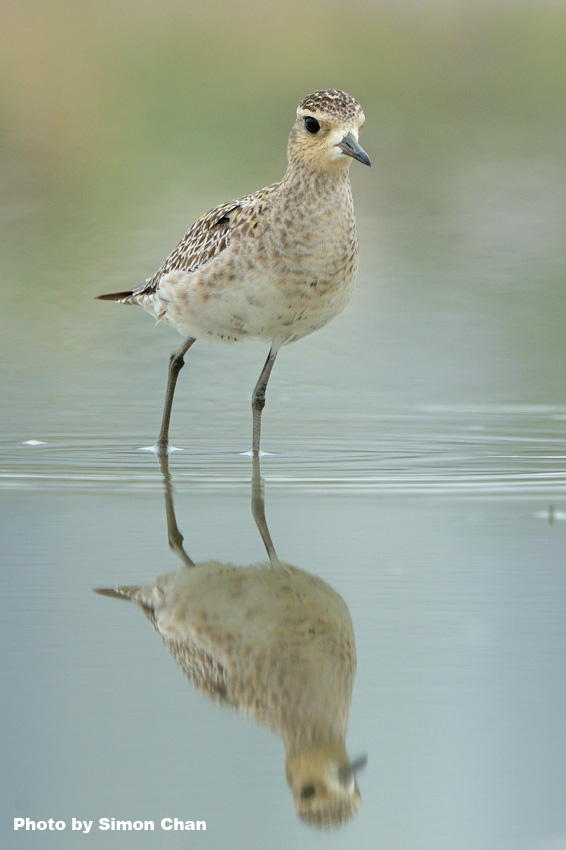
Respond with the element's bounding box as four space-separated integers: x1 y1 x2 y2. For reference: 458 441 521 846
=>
97 89 370 453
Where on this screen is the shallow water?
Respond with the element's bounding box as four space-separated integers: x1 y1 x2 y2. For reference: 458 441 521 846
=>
2 3 566 846
3 404 566 849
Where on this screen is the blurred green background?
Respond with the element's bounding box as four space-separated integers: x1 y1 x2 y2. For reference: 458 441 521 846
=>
2 0 565 420
2 0 564 278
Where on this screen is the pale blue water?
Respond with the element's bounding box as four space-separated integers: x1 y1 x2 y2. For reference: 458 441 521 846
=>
2 403 566 849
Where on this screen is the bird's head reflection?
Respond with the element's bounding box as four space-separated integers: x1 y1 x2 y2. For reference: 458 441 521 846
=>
287 747 367 827
96 455 365 827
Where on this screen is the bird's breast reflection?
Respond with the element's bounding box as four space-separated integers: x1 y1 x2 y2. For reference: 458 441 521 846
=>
96 457 364 827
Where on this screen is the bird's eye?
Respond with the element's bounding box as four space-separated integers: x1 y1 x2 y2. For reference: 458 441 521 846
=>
300 784 317 800
304 116 320 134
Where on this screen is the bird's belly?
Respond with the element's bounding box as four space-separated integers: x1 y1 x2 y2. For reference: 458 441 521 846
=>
143 262 355 344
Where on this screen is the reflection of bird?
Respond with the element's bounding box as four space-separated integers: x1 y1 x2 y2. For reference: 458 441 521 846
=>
96 457 365 826
97 89 370 455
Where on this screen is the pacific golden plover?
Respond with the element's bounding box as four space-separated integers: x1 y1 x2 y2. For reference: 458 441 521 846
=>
96 456 365 826
97 89 370 454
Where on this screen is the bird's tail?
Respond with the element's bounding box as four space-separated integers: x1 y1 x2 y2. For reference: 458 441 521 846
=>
95 290 139 304
93 586 140 601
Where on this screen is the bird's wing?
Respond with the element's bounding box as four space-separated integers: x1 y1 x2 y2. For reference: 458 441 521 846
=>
97 183 277 303
146 202 238 286
119 204 232 300
135 184 274 298
96 201 239 302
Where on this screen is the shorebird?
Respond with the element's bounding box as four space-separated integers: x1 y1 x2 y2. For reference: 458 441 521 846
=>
96 457 366 826
97 89 370 454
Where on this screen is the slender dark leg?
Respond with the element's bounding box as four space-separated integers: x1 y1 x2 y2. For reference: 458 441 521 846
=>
251 342 280 457
155 336 195 454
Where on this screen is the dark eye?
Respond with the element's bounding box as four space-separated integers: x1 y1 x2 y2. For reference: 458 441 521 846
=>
304 116 320 134
300 784 317 800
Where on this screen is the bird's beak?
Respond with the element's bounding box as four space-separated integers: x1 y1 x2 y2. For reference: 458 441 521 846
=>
338 754 368 786
338 133 371 166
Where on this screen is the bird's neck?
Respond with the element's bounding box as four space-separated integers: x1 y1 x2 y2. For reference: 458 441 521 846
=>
275 162 355 233
281 159 352 196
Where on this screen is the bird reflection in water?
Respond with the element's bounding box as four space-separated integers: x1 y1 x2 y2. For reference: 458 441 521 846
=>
96 457 365 827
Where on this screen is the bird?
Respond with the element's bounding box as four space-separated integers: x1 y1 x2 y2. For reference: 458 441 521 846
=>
97 89 370 455
96 455 366 826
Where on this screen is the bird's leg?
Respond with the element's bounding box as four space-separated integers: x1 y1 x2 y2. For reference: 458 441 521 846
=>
155 336 195 454
251 342 280 457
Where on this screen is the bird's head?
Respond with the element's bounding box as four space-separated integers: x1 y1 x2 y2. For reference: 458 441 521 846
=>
288 89 371 173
